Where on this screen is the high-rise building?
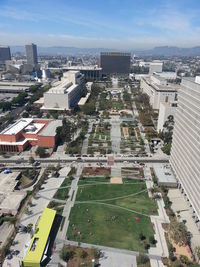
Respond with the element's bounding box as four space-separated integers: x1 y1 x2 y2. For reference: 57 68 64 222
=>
170 76 200 220
25 43 38 65
0 46 11 63
99 52 131 75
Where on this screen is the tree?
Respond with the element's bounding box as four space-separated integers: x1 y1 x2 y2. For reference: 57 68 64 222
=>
35 147 47 158
0 101 12 111
137 254 149 265
180 255 189 265
81 101 96 115
27 223 33 233
139 232 146 241
195 246 200 259
60 246 75 262
29 156 35 164
81 250 88 259
169 219 189 246
149 235 156 244
22 112 29 118
162 142 172 155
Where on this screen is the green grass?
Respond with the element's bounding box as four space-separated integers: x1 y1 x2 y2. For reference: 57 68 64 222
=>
79 176 110 185
53 178 72 200
67 179 157 252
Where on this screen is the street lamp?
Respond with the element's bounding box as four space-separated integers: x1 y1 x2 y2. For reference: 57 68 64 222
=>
92 259 95 267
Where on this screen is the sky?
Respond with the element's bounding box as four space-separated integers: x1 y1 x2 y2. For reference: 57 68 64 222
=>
0 0 200 49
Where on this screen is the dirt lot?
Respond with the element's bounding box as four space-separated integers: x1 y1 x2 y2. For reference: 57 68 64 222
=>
61 246 99 267
122 127 129 138
110 177 123 184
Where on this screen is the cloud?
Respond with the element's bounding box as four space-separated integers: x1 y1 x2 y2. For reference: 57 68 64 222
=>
0 1 200 49
0 31 200 49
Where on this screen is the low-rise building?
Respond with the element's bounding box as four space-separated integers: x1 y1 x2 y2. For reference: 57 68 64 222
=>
0 171 26 216
62 65 102 80
0 118 62 152
24 208 58 267
42 70 85 111
153 164 177 188
149 61 163 75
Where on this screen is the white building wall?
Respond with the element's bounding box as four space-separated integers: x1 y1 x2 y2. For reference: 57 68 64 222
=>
157 103 176 132
141 77 177 109
170 77 200 221
44 93 69 110
149 62 163 75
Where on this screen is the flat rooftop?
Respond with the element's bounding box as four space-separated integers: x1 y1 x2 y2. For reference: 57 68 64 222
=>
0 81 35 87
63 65 102 71
0 192 26 213
0 171 21 194
24 208 56 265
39 120 62 136
47 79 77 94
150 62 163 66
0 86 28 92
78 92 91 106
143 76 180 92
153 164 177 186
1 118 33 135
24 123 45 134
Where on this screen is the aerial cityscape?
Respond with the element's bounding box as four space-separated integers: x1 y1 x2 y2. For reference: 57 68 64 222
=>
0 0 200 267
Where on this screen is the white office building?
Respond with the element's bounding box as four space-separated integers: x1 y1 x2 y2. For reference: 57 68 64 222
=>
141 73 179 109
170 76 200 221
42 71 85 111
157 102 177 132
149 62 163 75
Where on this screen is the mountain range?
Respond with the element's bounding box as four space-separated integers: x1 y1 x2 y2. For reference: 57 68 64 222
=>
10 45 200 57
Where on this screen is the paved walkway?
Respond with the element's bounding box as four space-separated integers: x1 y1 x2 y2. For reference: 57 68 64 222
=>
111 166 121 177
56 239 161 260
99 250 137 267
81 120 93 155
168 189 200 252
144 166 169 259
3 173 67 267
49 163 82 266
110 116 121 154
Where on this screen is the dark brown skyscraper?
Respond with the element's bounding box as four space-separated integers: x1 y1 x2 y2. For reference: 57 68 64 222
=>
100 52 131 74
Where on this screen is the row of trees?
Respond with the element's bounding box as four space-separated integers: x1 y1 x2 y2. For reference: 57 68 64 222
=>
159 115 175 155
0 91 28 111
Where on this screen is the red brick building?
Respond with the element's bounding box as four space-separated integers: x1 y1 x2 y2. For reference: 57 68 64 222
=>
0 118 62 152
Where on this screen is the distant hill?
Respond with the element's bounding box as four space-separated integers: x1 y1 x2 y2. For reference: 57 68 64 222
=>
10 45 200 56
135 46 200 56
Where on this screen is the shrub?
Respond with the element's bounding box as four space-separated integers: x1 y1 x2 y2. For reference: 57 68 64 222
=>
81 250 88 259
180 255 189 265
139 232 146 241
60 246 75 262
137 253 149 264
149 235 156 244
144 243 150 250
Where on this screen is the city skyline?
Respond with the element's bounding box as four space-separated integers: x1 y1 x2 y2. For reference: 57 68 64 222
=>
0 0 200 49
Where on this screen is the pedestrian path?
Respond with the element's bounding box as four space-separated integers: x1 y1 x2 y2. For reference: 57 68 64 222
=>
111 165 121 177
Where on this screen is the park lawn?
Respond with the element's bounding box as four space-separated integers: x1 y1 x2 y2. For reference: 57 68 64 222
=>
67 203 154 252
67 180 157 252
53 178 72 200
